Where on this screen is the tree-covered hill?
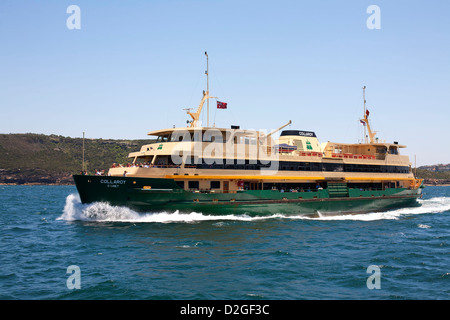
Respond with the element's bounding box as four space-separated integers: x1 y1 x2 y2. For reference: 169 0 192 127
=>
0 133 153 184
414 168 450 186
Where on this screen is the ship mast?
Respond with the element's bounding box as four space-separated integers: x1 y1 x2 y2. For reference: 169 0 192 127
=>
363 86 367 143
361 86 377 144
186 52 216 128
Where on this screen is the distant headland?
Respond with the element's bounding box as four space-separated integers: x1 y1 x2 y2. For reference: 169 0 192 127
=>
0 133 153 185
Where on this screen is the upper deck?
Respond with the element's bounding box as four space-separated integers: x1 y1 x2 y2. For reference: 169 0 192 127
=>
107 125 412 180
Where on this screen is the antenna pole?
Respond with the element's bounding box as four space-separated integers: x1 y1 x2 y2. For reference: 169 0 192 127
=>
415 154 417 177
205 51 209 127
82 131 85 173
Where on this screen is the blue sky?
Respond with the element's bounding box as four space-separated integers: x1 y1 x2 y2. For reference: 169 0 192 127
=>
0 0 449 166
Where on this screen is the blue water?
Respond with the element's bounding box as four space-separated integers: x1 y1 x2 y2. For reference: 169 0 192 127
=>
0 185 449 300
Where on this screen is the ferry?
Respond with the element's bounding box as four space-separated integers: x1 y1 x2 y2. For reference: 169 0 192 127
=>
73 54 423 217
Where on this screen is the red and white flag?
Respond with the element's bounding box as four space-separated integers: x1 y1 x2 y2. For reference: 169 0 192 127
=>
217 101 227 109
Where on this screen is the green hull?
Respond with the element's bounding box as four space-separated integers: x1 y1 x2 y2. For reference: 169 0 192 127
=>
73 175 422 217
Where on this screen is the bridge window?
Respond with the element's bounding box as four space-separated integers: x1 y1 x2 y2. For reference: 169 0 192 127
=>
210 181 221 189
188 181 199 189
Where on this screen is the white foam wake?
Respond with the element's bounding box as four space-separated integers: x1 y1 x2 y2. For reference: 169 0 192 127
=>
301 196 450 221
58 194 450 223
57 194 275 223
58 194 141 222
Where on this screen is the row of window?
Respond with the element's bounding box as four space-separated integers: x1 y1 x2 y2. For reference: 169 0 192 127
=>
176 181 399 191
176 180 220 189
187 159 410 174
